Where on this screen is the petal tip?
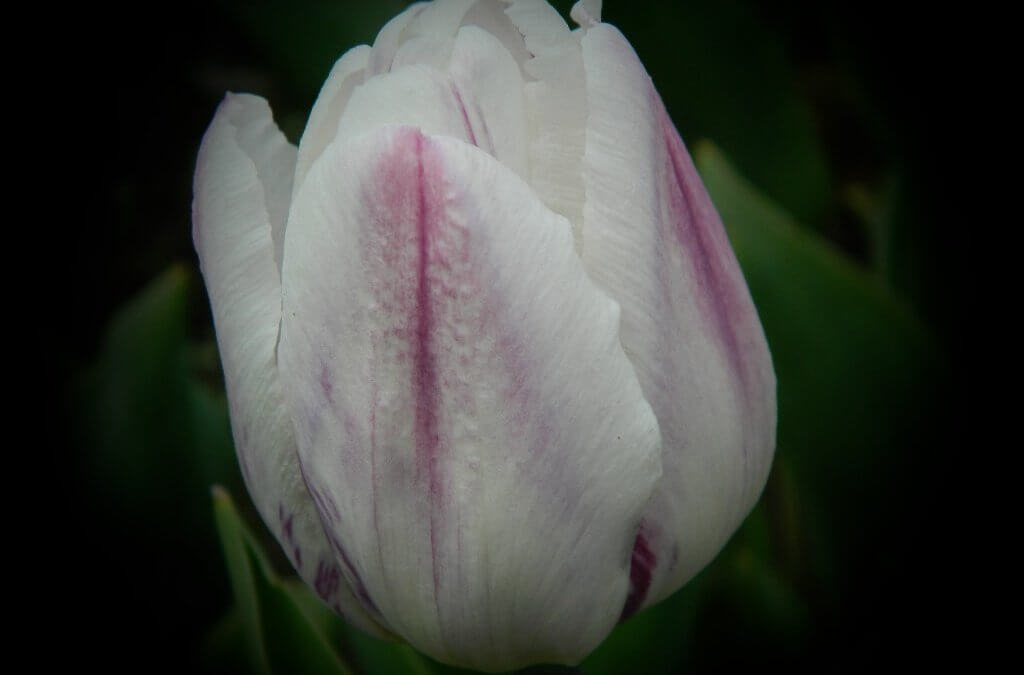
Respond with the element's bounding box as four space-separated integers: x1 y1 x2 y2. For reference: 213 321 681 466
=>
570 0 602 28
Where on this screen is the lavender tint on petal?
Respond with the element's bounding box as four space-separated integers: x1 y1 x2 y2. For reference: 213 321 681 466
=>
320 362 334 402
450 84 479 147
655 95 751 399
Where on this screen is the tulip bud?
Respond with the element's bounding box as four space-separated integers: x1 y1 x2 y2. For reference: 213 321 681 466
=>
192 0 776 670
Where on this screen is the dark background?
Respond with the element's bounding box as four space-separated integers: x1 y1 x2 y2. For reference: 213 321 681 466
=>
41 0 979 672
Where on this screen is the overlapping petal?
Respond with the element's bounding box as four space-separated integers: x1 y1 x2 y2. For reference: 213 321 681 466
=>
192 94 388 637
574 19 777 613
293 45 371 197
277 124 662 670
503 0 589 249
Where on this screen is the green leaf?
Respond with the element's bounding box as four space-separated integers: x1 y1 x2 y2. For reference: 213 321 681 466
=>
202 608 250 675
337 624 440 675
212 486 354 675
695 141 947 605
71 266 245 669
280 579 442 675
581 581 703 675
76 265 239 528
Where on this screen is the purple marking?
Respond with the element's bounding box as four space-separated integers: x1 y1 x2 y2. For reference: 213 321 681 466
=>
314 560 340 600
277 503 300 569
283 514 294 543
320 362 333 402
410 132 446 602
620 526 656 621
326 529 380 615
450 84 478 147
306 481 340 526
655 93 751 399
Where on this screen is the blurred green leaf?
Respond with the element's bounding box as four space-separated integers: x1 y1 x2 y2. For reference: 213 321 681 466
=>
581 581 703 675
77 265 238 526
71 265 244 669
688 500 811 670
696 141 946 610
212 486 354 675
203 608 250 675
281 578 443 675
339 625 441 675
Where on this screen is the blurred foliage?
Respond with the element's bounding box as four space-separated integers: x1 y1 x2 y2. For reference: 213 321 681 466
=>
64 0 962 673
210 486 352 675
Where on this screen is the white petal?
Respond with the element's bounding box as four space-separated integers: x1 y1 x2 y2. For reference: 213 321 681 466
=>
334 65 477 149
192 94 388 637
368 0 476 75
448 24 529 178
570 0 602 27
503 0 572 57
293 45 370 199
278 125 662 671
367 2 428 76
461 1 534 67
503 0 588 250
578 25 777 615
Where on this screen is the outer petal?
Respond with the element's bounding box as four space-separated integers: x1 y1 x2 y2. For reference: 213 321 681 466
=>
278 125 662 671
192 94 387 637
575 23 777 614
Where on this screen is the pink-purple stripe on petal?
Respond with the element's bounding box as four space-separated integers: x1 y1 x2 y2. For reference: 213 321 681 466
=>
368 128 458 611
412 131 445 602
620 523 656 621
655 93 752 400
450 84 479 148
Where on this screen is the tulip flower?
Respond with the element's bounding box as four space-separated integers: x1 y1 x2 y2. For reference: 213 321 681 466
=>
192 0 776 670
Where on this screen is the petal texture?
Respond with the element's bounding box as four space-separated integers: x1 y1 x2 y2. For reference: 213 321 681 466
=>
192 94 387 637
278 125 662 671
576 24 777 614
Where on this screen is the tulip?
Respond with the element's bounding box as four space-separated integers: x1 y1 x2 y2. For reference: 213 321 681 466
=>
192 0 775 670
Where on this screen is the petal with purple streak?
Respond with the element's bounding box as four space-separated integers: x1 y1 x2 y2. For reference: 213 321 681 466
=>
278 124 662 671
575 22 777 613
